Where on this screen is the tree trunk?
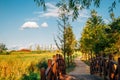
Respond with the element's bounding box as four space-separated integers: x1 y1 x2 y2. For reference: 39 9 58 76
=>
91 50 92 59
63 51 66 65
68 54 70 67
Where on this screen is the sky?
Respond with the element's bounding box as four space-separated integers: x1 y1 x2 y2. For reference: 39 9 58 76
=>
0 0 120 50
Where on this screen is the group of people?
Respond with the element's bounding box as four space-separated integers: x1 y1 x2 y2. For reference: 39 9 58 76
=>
40 54 66 80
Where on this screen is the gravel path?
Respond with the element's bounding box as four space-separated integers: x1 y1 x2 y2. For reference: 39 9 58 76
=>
68 57 103 80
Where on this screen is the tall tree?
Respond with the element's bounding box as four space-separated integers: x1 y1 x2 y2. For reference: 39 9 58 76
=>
64 25 76 66
80 10 120 57
54 0 70 61
54 1 76 67
36 44 41 51
80 10 109 57
106 17 120 53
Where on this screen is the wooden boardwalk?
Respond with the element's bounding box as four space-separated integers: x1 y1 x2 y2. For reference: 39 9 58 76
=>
68 57 103 80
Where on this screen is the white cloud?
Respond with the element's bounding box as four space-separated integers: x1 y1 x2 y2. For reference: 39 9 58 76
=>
46 3 57 9
76 9 90 23
39 3 59 18
33 11 44 14
103 19 110 24
25 17 39 21
38 3 89 20
78 9 90 18
8 44 23 50
9 43 34 50
9 45 19 50
23 3 89 25
41 22 48 27
20 21 39 30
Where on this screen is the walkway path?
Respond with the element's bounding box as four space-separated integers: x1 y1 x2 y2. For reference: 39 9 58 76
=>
68 57 103 80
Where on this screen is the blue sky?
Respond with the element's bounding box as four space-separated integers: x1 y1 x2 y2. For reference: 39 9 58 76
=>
0 0 120 50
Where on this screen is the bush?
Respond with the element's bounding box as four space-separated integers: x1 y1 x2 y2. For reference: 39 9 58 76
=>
21 72 39 80
21 59 48 80
21 62 40 80
37 59 48 69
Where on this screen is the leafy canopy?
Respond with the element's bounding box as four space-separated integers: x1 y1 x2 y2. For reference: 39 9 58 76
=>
34 0 120 20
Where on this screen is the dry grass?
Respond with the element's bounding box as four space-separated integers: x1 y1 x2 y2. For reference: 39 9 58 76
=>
0 52 55 80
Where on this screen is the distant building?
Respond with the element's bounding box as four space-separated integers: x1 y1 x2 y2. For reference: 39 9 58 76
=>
18 49 31 52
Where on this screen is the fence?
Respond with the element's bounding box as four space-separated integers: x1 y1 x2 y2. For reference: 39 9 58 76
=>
90 54 120 80
40 54 66 80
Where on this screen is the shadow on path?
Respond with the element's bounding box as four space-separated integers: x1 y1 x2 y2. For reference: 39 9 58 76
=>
70 74 103 80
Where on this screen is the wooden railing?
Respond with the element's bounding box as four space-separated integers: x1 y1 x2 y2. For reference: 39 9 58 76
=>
90 54 120 80
40 54 66 80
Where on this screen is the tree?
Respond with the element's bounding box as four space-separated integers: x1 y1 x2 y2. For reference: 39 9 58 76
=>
54 23 76 66
64 25 76 66
34 0 120 20
29 45 33 51
36 44 41 51
0 43 7 53
112 17 120 53
80 10 120 57
54 0 70 61
106 17 120 54
53 0 76 67
87 10 104 27
80 10 110 57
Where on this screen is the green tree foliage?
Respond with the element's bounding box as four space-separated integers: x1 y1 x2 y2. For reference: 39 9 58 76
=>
34 0 120 57
105 17 120 54
80 10 120 56
109 17 120 33
34 0 120 20
55 23 76 66
34 0 46 10
54 0 70 61
0 43 7 54
64 25 76 66
111 17 120 52
80 10 111 56
54 1 76 67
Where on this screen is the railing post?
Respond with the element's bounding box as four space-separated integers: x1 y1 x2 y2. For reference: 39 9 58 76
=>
103 58 108 80
91 55 120 80
108 54 114 80
95 55 99 73
99 56 103 76
46 59 52 80
118 58 120 80
90 58 94 74
40 68 46 80
48 59 52 67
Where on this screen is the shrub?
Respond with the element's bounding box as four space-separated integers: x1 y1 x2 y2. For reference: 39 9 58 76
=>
37 59 48 69
21 62 40 80
21 72 39 80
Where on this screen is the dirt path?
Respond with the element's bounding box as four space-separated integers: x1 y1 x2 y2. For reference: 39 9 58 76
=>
68 57 103 80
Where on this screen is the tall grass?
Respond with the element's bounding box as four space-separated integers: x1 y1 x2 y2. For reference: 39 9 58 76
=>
0 52 55 80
